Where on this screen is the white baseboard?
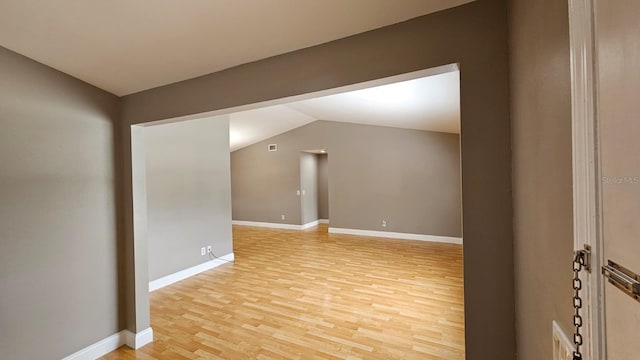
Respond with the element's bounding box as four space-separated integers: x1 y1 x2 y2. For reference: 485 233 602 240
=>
301 220 319 229
328 227 463 245
149 252 235 292
124 327 154 350
62 332 127 360
232 220 323 230
232 220 303 230
318 219 329 224
62 327 153 359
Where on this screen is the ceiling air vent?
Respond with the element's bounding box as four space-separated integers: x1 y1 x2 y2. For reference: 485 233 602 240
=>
268 144 277 152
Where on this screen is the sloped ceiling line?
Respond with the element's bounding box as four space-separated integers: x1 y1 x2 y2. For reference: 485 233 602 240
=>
0 0 473 95
229 71 460 151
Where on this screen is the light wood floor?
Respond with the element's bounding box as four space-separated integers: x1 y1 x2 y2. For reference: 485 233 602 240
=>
102 225 465 359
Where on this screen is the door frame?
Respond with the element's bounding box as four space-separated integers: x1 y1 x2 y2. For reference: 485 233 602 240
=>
569 0 606 358
128 63 461 341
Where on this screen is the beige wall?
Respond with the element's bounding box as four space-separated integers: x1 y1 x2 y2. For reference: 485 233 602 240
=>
508 0 574 359
232 121 462 237
596 2 640 357
119 2 515 357
0 47 121 359
144 116 232 281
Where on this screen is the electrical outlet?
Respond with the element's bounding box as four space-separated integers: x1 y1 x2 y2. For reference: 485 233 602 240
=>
281 214 285 220
381 220 387 228
207 245 212 254
200 247 206 256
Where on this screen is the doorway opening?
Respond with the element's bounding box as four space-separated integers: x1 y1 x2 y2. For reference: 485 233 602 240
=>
300 149 329 228
130 63 465 358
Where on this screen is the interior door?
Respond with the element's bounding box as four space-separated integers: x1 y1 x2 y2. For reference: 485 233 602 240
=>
596 1 640 359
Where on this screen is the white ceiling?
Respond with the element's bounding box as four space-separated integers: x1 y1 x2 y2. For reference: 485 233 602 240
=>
230 71 460 151
230 105 315 151
0 0 473 96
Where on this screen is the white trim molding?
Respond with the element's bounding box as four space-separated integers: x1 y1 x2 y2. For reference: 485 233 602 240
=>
328 227 462 245
61 327 154 359
124 327 154 350
552 320 575 360
232 220 304 230
62 332 127 360
232 220 322 230
569 0 605 359
149 253 235 292
301 220 320 229
318 219 329 224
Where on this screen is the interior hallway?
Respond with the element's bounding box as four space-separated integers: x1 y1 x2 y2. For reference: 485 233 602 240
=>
102 225 464 359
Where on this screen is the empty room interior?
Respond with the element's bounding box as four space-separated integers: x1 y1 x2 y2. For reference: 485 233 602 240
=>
5 0 634 359
125 68 464 359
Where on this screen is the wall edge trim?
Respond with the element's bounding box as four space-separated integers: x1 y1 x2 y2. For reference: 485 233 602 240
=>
301 220 320 229
232 220 322 230
552 320 575 358
149 253 235 292
328 227 463 244
61 331 126 360
123 327 154 350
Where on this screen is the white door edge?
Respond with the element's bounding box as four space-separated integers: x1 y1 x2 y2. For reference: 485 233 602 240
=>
568 0 606 359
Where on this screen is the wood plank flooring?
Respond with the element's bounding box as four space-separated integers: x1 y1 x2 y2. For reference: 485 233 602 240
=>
102 225 464 359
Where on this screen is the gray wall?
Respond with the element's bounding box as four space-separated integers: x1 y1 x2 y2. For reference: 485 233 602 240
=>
0 47 121 359
119 1 516 357
230 133 303 224
144 116 232 281
508 0 574 359
232 121 462 238
317 154 329 220
299 152 319 225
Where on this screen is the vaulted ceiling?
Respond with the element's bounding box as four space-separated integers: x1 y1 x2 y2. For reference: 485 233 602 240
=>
0 0 472 96
230 70 460 151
